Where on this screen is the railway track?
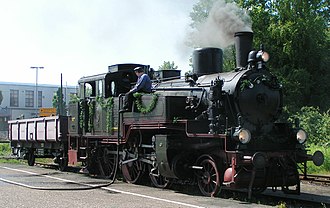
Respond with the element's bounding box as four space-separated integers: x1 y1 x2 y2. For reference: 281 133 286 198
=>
300 174 330 186
26 162 330 207
34 161 85 174
2 157 330 186
1 162 329 207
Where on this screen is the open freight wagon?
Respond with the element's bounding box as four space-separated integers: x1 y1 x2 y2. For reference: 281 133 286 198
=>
8 116 68 169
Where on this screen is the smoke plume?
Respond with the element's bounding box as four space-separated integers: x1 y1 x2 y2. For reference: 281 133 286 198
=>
191 0 252 49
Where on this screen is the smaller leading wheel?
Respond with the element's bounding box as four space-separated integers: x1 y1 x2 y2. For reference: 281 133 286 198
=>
97 146 118 179
196 158 221 197
87 148 99 175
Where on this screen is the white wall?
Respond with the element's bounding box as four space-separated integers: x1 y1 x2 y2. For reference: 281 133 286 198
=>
0 82 77 119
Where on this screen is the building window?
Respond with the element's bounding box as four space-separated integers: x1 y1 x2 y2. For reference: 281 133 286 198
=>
38 91 42 107
25 90 34 107
10 90 19 107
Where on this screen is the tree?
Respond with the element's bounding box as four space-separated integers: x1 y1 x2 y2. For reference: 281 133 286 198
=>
52 88 66 115
290 106 330 146
189 0 330 112
158 61 178 70
189 0 217 29
263 0 330 112
188 0 251 72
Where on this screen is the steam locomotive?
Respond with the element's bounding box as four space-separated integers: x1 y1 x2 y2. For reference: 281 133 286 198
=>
8 31 324 198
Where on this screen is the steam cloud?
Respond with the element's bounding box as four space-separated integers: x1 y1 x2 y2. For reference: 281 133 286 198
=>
191 0 252 49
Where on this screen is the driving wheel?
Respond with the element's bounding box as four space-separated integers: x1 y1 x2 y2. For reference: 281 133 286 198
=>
121 133 144 183
196 157 221 197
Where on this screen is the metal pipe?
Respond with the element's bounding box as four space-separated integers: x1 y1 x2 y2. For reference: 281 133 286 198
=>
30 66 44 117
154 87 204 91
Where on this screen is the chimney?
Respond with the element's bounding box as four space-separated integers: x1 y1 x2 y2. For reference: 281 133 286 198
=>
234 32 253 68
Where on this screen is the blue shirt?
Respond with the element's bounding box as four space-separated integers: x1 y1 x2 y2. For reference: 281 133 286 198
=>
130 73 152 93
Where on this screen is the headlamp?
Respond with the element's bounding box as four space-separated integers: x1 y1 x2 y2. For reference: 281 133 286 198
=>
296 129 308 144
256 51 270 62
261 52 270 62
238 128 251 144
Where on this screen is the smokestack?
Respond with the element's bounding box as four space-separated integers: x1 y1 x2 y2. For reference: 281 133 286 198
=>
192 47 223 76
234 31 253 68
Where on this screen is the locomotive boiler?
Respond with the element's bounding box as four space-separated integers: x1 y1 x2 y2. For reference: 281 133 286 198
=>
8 31 324 198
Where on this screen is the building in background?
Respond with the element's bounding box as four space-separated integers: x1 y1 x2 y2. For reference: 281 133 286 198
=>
0 82 77 139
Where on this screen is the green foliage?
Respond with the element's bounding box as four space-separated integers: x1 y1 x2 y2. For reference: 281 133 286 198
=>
190 0 330 111
189 0 237 72
79 99 85 130
0 143 22 164
0 158 21 164
189 0 217 29
235 0 274 45
277 201 287 208
289 106 330 147
251 0 330 111
172 117 179 124
222 46 236 72
69 93 80 104
85 86 93 97
240 79 253 91
158 61 178 70
274 67 312 112
87 100 95 132
133 93 159 114
52 88 66 115
0 143 11 156
96 96 114 134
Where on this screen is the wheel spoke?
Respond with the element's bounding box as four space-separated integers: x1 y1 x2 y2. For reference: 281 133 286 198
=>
97 146 117 179
122 160 143 183
121 134 143 184
197 157 222 197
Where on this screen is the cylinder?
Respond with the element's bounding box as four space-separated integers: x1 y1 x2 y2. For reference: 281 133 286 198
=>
192 47 223 76
234 32 253 68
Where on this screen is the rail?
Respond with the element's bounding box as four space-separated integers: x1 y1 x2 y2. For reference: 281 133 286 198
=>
300 174 330 185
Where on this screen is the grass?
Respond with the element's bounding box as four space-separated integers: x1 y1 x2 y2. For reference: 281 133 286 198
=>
0 143 11 156
0 158 22 164
0 143 22 164
0 143 54 164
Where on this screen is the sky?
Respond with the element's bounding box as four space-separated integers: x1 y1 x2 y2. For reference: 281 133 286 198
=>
0 0 198 86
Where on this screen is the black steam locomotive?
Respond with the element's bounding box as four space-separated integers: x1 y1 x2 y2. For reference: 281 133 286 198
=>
9 31 324 198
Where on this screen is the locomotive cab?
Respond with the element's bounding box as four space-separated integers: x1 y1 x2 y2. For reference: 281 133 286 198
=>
78 63 150 99
68 64 150 135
